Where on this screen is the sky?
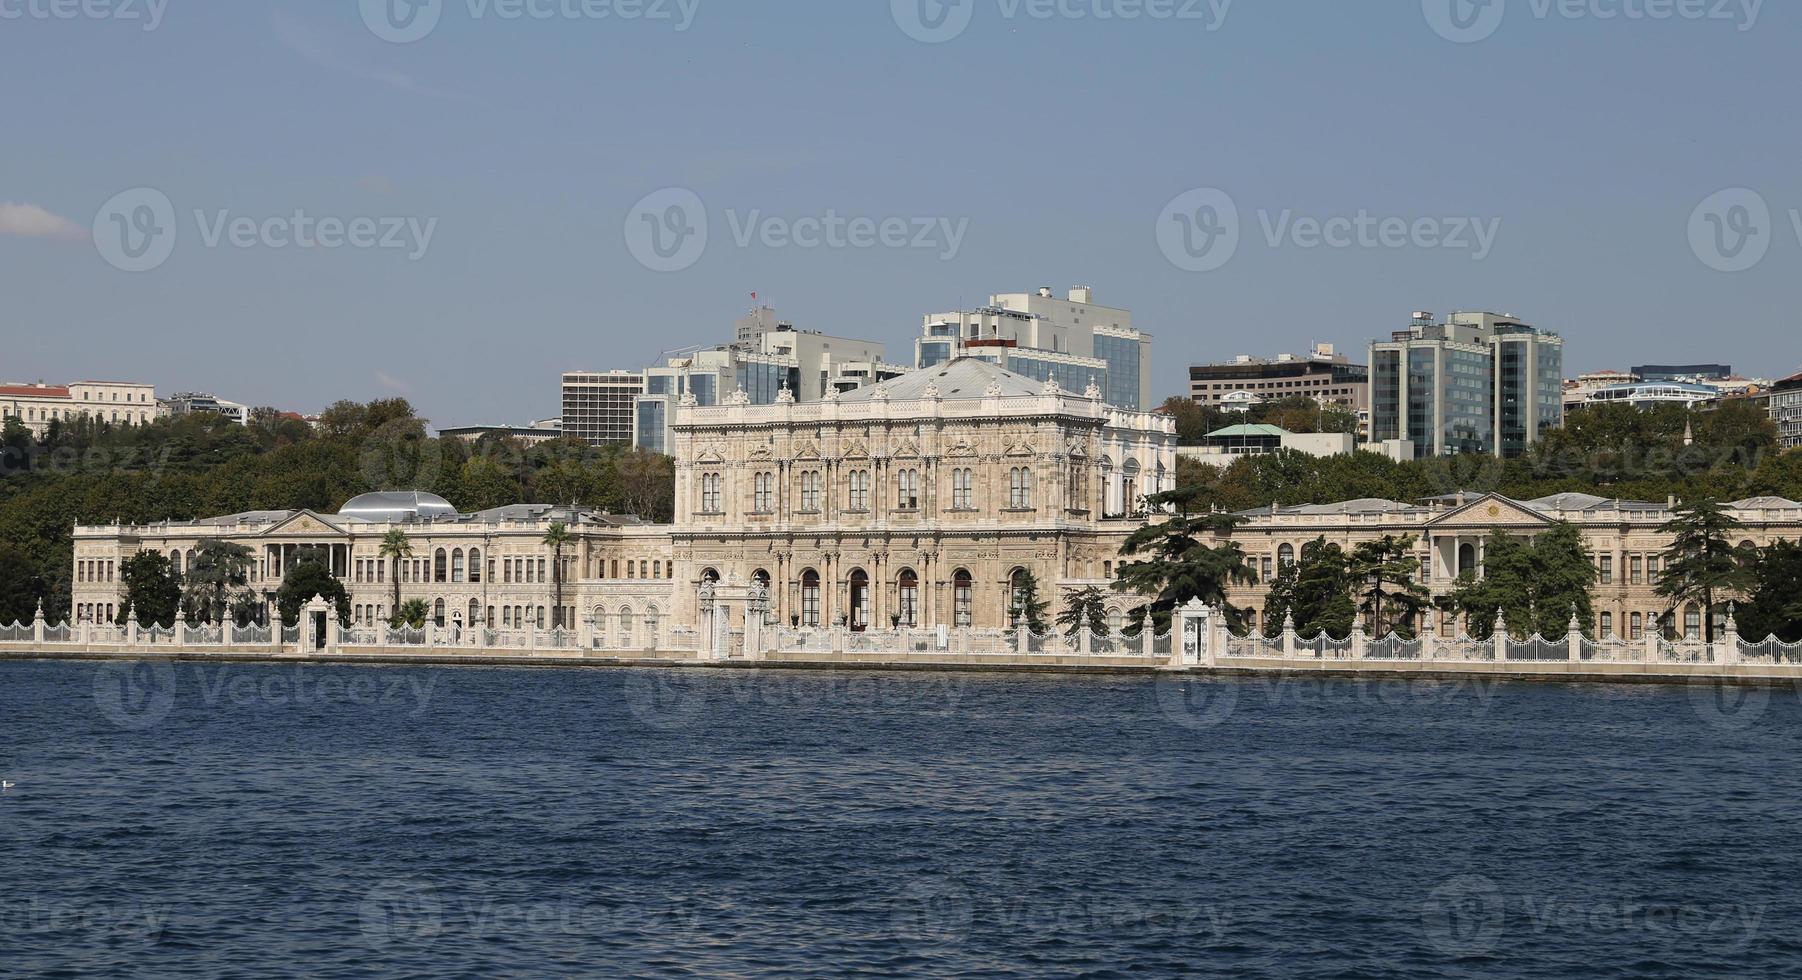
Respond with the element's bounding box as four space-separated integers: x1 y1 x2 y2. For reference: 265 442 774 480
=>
3 0 1799 429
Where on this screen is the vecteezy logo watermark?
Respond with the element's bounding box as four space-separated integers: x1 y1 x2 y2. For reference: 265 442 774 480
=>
624 187 971 272
0 0 169 31
892 0 1233 44
93 187 177 274
1157 188 1240 272
93 187 438 272
92 658 178 730
1689 188 1772 273
1157 188 1501 272
1421 875 1507 956
1424 0 1764 43
361 0 700 42
624 187 708 273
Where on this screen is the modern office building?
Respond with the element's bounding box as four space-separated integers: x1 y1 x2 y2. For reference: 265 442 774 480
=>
1584 381 1721 411
562 371 645 447
1 380 158 437
1369 311 1564 459
633 315 907 455
1189 345 1369 416
915 286 1154 411
163 392 249 425
1771 372 1802 450
1634 364 1733 382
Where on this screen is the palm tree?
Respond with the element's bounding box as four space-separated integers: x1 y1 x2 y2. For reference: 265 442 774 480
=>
378 529 412 622
542 521 571 629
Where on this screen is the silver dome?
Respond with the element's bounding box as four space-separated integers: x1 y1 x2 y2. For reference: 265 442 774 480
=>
338 491 458 523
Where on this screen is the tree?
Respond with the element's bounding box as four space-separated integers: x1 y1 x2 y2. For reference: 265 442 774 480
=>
1057 586 1110 638
1656 498 1753 643
392 598 430 630
1113 485 1258 632
1739 541 1802 644
617 449 676 523
183 540 252 624
1261 537 1356 639
275 553 351 627
118 550 182 627
1009 569 1051 633
1 417 32 473
543 521 571 628
378 529 412 619
0 543 43 625
1525 522 1598 640
1442 526 1595 640
1349 534 1429 638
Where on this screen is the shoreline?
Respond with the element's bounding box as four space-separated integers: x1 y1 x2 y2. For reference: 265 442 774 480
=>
7 647 1801 688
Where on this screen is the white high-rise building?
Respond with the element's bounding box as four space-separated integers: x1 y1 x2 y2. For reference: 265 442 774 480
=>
914 286 1154 411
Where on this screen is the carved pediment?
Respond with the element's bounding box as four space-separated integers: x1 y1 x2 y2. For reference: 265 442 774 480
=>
264 511 347 537
1004 442 1036 458
945 439 977 457
695 447 727 465
1427 493 1553 530
843 441 871 460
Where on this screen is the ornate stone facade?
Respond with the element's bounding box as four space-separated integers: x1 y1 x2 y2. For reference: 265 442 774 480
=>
667 358 1179 630
1219 492 1802 641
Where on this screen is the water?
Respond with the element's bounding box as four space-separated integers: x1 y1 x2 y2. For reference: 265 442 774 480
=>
3 660 1800 978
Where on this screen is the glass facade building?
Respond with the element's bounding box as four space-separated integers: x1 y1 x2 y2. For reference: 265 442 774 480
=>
1093 331 1144 410
1369 313 1562 460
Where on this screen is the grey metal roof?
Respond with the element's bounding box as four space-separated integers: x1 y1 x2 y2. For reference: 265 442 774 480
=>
836 357 1047 402
1729 496 1802 510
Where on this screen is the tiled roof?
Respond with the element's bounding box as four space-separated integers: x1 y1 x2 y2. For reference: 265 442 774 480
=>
0 385 71 399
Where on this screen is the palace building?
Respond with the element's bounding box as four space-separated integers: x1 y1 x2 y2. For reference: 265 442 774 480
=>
1218 492 1802 642
70 358 1178 639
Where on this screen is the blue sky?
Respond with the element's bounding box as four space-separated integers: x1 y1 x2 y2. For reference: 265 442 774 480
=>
3 0 1798 427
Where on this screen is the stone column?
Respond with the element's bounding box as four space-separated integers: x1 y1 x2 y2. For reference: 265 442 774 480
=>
1281 611 1297 659
1718 605 1742 665
1567 609 1583 662
1350 624 1367 661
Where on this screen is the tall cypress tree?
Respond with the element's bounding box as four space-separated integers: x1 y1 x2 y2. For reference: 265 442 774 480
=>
1656 498 1753 643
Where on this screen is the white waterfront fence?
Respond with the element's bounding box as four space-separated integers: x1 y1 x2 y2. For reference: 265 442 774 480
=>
4 598 1802 674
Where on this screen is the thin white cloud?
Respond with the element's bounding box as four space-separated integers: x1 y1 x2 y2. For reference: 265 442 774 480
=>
376 371 412 393
270 9 468 101
0 202 87 241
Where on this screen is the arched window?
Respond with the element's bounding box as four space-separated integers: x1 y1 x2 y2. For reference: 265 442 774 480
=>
701 568 721 585
1599 612 1613 638
452 549 465 583
433 599 446 627
653 561 661 579
897 469 919 510
644 606 661 647
1278 544 1296 568
591 605 607 645
849 569 870 630
953 569 973 627
800 470 822 512
434 549 448 583
469 599 480 626
1009 468 1033 509
1457 543 1477 579
898 569 919 627
1122 460 1141 514
618 606 635 648
801 569 821 626
1009 567 1029 623
951 468 973 510
848 470 870 510
468 548 482 583
754 472 774 513
1684 604 1702 641
753 569 772 590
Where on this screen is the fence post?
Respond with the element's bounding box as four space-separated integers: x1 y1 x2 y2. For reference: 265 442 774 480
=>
174 606 187 648
1644 632 1659 663
130 611 142 647
32 601 46 646
1350 624 1367 661
1422 621 1438 662
1281 611 1297 660
1718 606 1742 666
1016 625 1029 656
1568 609 1583 663
1493 630 1507 663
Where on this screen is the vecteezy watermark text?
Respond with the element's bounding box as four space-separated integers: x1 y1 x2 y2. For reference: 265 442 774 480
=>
92 188 438 272
1157 188 1501 273
892 0 1233 44
360 0 699 43
0 0 168 30
623 187 970 272
1424 0 1763 44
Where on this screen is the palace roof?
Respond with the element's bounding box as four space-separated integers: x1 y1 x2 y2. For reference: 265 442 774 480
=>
835 357 1050 403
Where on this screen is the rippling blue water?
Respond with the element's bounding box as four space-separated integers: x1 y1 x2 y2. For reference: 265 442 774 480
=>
3 659 1800 977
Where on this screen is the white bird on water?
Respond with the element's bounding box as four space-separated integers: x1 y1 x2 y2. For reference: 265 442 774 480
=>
1 782 13 791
